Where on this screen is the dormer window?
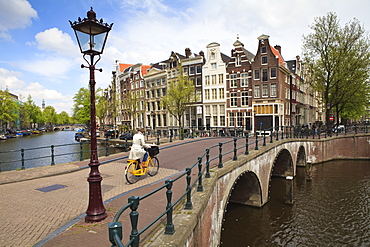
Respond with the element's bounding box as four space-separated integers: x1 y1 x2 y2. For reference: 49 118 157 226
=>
236 55 241 66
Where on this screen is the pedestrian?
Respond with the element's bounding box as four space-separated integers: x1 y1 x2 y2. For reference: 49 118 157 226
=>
129 128 152 166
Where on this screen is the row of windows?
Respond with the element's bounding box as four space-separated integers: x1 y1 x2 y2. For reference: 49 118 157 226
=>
204 104 225 115
146 88 166 99
204 74 224 85
229 111 251 127
204 88 225 100
254 83 277 98
254 68 277 81
229 73 249 88
183 65 202 75
230 91 251 107
146 78 166 88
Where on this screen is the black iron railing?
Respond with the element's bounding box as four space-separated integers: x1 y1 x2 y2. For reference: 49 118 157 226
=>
0 139 120 172
108 124 369 247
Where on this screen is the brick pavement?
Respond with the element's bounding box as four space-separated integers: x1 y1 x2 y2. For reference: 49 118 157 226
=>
0 138 198 247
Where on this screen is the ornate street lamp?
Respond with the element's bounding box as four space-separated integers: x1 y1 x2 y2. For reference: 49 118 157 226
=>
70 7 113 223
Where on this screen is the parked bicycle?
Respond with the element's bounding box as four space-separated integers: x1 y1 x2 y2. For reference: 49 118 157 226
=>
125 146 160 184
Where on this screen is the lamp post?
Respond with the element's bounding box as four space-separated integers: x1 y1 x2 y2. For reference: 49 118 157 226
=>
70 7 113 223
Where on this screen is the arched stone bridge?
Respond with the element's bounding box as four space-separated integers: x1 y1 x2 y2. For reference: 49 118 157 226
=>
148 134 370 246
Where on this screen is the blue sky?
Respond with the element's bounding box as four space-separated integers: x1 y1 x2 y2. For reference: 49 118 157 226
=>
1 0 370 115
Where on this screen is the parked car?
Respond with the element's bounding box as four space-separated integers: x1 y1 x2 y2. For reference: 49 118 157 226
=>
119 133 133 140
104 130 119 138
333 125 345 133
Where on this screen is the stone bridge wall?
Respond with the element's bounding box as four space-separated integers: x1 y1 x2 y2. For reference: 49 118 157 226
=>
146 134 370 246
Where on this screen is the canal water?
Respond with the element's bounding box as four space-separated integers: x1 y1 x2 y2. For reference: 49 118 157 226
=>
220 160 370 247
0 131 124 171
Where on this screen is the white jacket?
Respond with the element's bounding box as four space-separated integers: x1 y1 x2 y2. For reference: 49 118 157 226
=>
128 132 151 160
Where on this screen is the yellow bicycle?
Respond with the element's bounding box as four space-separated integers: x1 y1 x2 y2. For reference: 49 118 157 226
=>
125 146 159 184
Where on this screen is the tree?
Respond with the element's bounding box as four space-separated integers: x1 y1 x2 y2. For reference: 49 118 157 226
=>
96 88 108 128
43 106 58 126
72 87 90 124
161 64 196 127
19 95 42 129
57 111 71 124
303 12 370 125
122 91 144 130
0 90 19 129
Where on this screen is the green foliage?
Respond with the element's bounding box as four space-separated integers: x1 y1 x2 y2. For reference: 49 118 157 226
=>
123 91 144 129
303 12 370 123
161 63 196 127
0 90 20 129
73 87 90 125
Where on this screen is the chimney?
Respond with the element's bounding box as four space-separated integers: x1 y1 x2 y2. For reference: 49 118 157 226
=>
185 48 191 58
274 45 281 55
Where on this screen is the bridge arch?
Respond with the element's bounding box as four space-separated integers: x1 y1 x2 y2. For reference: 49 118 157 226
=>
228 171 262 207
296 146 306 167
272 148 294 177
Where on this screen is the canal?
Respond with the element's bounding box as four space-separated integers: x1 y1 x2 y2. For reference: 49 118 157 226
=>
0 130 124 171
220 160 370 246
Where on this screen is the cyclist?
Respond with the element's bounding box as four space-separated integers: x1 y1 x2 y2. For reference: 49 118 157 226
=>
129 128 152 167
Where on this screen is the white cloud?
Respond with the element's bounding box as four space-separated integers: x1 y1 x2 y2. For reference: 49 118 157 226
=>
0 0 37 39
34 28 78 57
0 68 26 90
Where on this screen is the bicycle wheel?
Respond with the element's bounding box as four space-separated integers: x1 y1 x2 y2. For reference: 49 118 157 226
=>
125 162 140 184
148 157 159 176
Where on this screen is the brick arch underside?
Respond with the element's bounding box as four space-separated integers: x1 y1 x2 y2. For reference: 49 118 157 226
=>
296 146 306 167
228 171 262 207
272 148 294 177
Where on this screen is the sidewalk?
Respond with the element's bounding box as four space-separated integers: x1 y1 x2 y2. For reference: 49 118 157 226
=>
0 137 195 247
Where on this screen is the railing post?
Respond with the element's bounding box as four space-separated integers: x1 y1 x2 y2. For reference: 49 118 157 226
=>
245 135 249 155
165 180 175 235
233 138 238 160
205 149 210 178
263 130 266 146
128 196 140 246
276 127 279 141
105 138 109 156
197 157 203 192
185 168 193 209
270 130 273 143
281 127 284 140
21 149 25 170
255 133 259 150
157 130 160 145
108 222 122 247
79 142 83 161
170 129 173 142
51 145 55 166
218 143 223 168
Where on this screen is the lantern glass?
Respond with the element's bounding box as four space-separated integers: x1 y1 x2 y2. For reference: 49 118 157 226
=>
73 21 110 55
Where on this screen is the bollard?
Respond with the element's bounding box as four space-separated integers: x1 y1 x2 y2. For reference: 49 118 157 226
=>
285 176 294 205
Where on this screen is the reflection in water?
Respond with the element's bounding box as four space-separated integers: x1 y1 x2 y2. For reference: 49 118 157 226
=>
220 160 370 247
